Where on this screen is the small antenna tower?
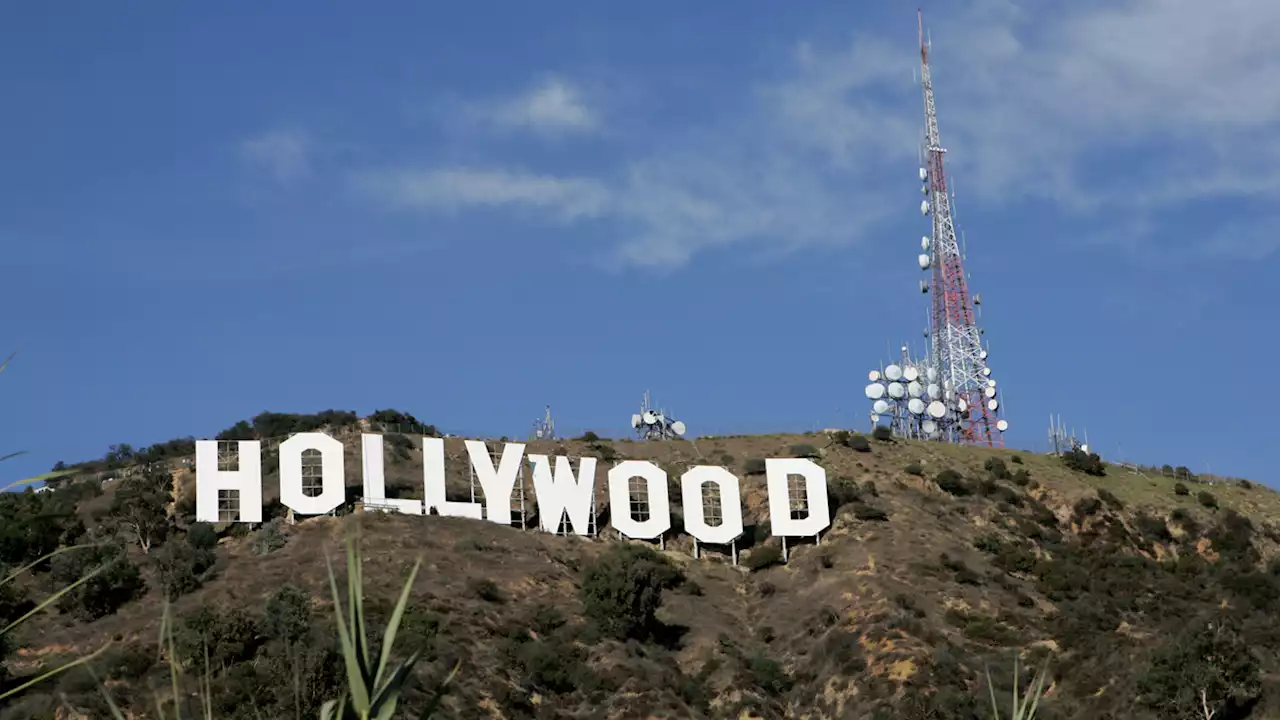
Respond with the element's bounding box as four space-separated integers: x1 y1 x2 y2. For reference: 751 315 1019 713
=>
1047 414 1091 456
530 405 556 441
912 8 1006 446
630 390 687 441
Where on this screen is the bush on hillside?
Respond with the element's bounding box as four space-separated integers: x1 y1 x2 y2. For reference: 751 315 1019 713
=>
743 458 766 475
51 543 145 621
984 457 1010 480
1174 482 1190 496
1198 491 1219 510
1061 448 1106 476
789 443 820 459
904 462 925 477
871 426 894 442
1011 469 1032 486
745 545 784 571
934 469 970 497
580 543 684 641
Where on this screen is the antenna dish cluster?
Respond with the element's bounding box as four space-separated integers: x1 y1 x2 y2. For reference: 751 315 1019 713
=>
631 390 686 441
863 345 1009 442
531 405 556 440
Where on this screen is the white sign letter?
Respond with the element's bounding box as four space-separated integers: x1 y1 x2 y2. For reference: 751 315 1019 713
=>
195 440 262 523
360 434 423 515
765 458 831 537
529 454 597 536
680 466 745 545
422 437 482 518
279 433 345 516
608 460 671 540
465 440 525 525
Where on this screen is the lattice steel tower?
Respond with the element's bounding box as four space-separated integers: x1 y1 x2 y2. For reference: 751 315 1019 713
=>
917 9 1005 447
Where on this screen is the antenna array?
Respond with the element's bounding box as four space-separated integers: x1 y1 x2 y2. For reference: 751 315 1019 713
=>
630 390 687 441
1047 414 1090 455
864 10 1008 446
531 405 556 441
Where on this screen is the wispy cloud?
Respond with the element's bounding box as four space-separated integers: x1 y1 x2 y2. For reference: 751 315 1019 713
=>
477 77 598 135
359 0 1280 268
238 128 312 184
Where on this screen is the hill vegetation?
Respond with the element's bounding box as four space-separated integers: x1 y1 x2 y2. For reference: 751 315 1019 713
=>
2 410 1279 719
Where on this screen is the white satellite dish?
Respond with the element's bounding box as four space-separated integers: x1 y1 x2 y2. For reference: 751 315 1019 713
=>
984 386 997 398
671 420 686 436
926 367 938 382
996 419 1009 432
921 236 930 250
903 366 919 382
926 383 941 399
907 398 926 415
987 399 999 411
918 253 931 270
981 367 991 376
927 401 946 419
957 398 968 412
921 200 930 215
870 413 880 422
921 419 937 434
885 364 903 381
865 383 885 400
642 411 656 425
919 167 928 182
872 399 890 414
1080 444 1089 453
868 370 881 382
631 414 642 428
907 381 923 398
887 382 906 399
979 350 988 360
987 379 996 388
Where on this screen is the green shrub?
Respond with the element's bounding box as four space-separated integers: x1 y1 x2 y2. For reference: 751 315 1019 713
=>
984 457 1010 480
1061 448 1106 476
743 458 767 475
871 426 893 442
1011 469 1031 486
1011 455 1023 465
745 545 784 571
934 469 970 497
1197 491 1219 509
580 543 684 641
853 503 889 522
789 443 820 459
1173 482 1189 496
1097 488 1124 511
904 462 925 477
845 434 872 453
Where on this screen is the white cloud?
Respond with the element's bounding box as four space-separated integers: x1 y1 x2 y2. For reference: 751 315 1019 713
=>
238 129 311 184
362 0 1280 267
487 77 598 134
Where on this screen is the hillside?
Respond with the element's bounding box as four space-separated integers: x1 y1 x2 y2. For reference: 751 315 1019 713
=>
3 416 1280 719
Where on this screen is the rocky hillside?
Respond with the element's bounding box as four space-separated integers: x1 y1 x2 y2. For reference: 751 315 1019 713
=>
3 419 1279 719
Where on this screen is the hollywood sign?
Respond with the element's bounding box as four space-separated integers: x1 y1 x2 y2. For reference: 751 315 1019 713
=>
195 433 831 544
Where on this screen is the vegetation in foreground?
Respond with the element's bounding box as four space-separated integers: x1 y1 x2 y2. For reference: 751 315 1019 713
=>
0 409 1275 718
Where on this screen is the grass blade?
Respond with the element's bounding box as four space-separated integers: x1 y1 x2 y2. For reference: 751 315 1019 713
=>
326 547 372 713
374 555 422 691
0 641 113 703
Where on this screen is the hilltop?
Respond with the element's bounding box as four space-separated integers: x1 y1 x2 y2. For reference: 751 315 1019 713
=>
3 411 1280 719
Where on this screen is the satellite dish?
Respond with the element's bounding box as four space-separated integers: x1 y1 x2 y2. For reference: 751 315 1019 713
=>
921 419 937 434
919 167 928 182
872 399 890 414
887 382 906 399
921 200 930 215
885 364 903 381
918 254 931 270
642 411 656 425
921 236 930 250
927 401 947 419
987 399 999 411
926 383 941 399
1080 444 1089 453
981 367 991 376
926 367 938 382
868 370 881 382
907 381 923 398
671 421 686 436
631 414 642 428
903 366 919 382
920 281 929 294
907 398 926 415
979 350 988 360
987 379 997 388
865 383 885 400
984 386 997 398
870 413 880 422
996 419 1009 432
957 398 968 412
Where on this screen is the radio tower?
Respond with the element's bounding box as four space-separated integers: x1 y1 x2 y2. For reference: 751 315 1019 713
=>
917 8 1005 446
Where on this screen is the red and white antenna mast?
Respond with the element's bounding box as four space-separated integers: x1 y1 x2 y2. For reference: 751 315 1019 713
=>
917 8 1006 446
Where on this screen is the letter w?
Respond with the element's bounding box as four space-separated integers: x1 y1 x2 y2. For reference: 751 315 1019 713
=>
528 455 597 536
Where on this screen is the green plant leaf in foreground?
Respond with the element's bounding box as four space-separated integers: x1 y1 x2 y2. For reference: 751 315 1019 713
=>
320 535 455 719
986 655 1049 720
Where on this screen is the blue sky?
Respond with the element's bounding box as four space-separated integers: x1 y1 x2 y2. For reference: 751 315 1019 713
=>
2 1 1276 485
